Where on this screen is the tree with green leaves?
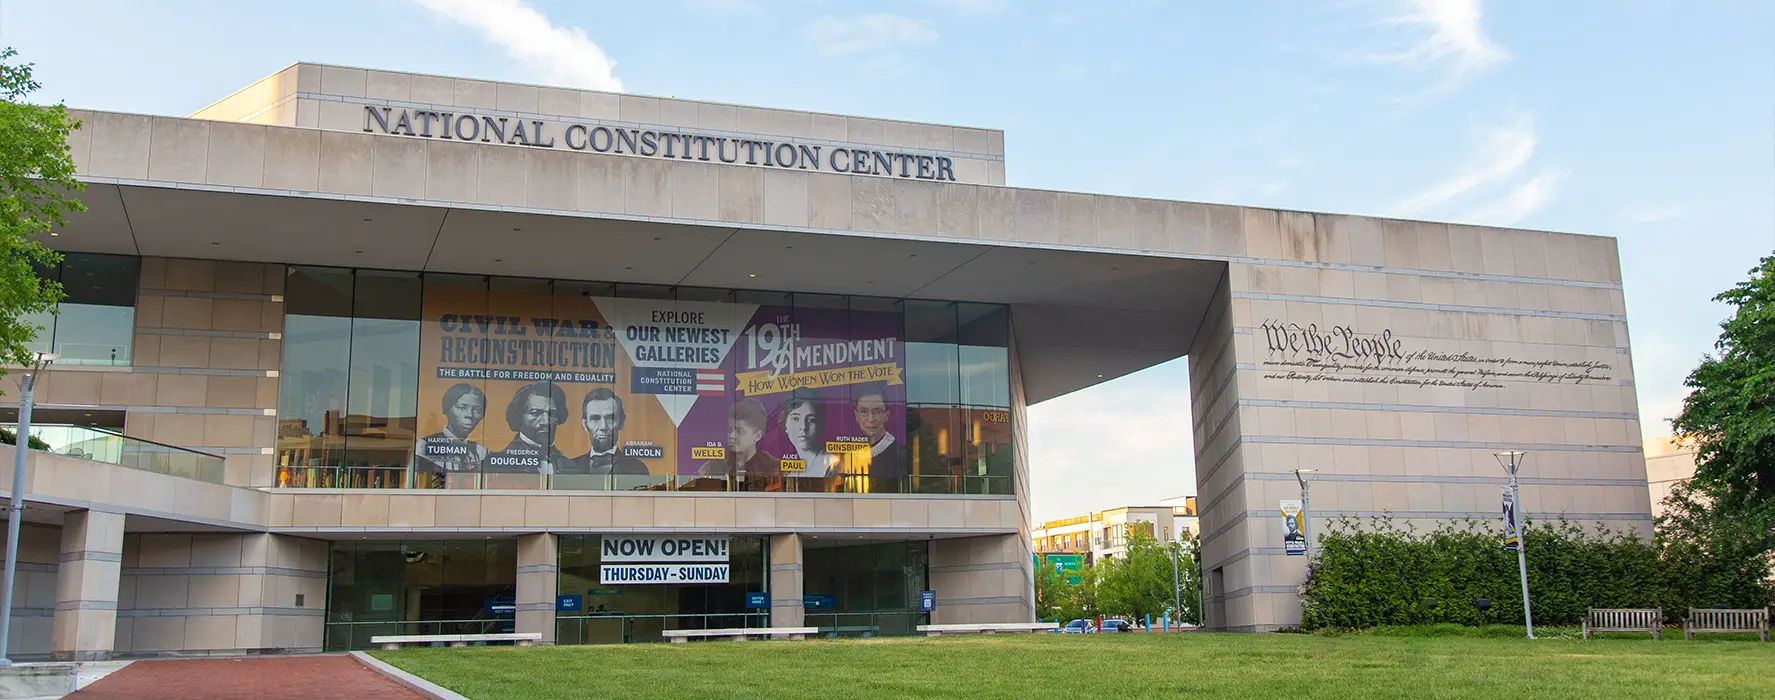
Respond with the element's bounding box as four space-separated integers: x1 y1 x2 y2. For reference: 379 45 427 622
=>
0 47 78 382
1035 554 1095 623
1095 529 1198 625
1672 254 1775 511
1656 480 1775 611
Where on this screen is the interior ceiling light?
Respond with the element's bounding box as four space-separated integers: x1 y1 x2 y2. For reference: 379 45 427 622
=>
748 273 757 278
49 232 58 236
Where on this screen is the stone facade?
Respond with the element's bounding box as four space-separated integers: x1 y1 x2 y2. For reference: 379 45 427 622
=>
4 62 1653 655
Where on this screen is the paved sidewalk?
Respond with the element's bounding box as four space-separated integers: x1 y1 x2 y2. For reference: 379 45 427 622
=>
68 655 426 699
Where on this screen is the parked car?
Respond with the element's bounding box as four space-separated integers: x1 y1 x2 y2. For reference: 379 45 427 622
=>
1099 619 1134 633
1061 619 1098 634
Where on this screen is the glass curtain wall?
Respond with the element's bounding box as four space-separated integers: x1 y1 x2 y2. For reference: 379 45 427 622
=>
554 535 768 644
275 267 1013 495
24 253 140 366
802 540 931 637
324 539 518 651
276 268 423 488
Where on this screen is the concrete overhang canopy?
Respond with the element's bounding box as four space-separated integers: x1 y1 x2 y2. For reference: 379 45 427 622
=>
53 182 1223 403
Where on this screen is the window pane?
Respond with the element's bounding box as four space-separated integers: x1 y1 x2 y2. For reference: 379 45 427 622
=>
957 304 1012 494
39 254 139 366
277 267 354 483
481 277 556 490
51 304 134 366
850 297 906 492
21 308 53 357
904 300 959 493
59 253 139 306
342 270 422 487
415 274 493 489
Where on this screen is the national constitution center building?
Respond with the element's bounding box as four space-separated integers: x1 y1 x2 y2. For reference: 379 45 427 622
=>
1 64 1651 658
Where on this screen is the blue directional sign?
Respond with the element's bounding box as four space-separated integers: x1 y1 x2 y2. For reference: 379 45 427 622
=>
919 590 936 612
803 594 837 610
557 594 583 612
746 591 768 609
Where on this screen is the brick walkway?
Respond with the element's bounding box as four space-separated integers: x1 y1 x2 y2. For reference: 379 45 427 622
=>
70 655 425 699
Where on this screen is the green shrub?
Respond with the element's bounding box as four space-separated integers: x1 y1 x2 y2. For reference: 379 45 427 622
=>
1298 516 1769 629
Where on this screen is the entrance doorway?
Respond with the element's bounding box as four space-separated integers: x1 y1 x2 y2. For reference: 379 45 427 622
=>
324 539 517 651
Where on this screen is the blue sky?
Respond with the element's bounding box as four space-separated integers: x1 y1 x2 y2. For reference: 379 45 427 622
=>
4 0 1770 522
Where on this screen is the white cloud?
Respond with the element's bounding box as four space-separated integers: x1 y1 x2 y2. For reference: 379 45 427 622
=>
1621 202 1686 224
1458 169 1561 225
927 0 1007 15
1386 114 1538 217
803 14 939 57
1368 0 1509 78
409 0 623 91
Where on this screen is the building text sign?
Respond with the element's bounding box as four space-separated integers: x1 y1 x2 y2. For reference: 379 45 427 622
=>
600 536 730 563
364 106 960 181
1258 320 1615 391
600 564 730 584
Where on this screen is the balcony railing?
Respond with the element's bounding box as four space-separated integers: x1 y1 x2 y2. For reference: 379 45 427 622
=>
273 463 1014 496
5 424 225 484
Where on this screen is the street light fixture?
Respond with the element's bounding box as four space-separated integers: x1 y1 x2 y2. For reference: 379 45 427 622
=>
1294 469 1318 559
1493 450 1534 640
0 351 56 666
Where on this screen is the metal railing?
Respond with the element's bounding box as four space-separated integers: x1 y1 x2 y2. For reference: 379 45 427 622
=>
324 618 515 651
276 464 1015 496
803 611 930 638
5 424 225 484
554 612 770 645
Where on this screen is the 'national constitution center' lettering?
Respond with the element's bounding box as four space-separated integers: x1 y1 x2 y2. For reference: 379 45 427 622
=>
363 106 960 181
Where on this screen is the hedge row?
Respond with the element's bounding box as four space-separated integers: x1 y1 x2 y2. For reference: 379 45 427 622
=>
1298 517 1768 629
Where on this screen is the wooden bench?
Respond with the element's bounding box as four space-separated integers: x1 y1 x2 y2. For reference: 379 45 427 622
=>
1582 608 1662 640
660 627 817 643
1684 608 1769 641
916 622 1058 637
371 632 541 650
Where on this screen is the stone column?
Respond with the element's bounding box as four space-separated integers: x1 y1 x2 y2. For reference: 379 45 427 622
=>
51 510 125 661
515 534 557 644
767 534 804 628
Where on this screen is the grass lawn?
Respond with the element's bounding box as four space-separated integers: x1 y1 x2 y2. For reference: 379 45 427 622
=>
371 630 1773 700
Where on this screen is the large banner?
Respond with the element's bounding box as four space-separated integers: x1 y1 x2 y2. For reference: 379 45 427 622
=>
411 286 905 489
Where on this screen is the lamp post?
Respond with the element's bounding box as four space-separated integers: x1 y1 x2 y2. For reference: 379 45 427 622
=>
1494 450 1534 640
1168 541 1181 623
0 351 54 666
1294 469 1317 559
1194 545 1206 627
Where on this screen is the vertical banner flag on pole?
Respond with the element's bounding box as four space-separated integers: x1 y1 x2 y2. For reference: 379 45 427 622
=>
1280 499 1305 556
1501 486 1520 551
